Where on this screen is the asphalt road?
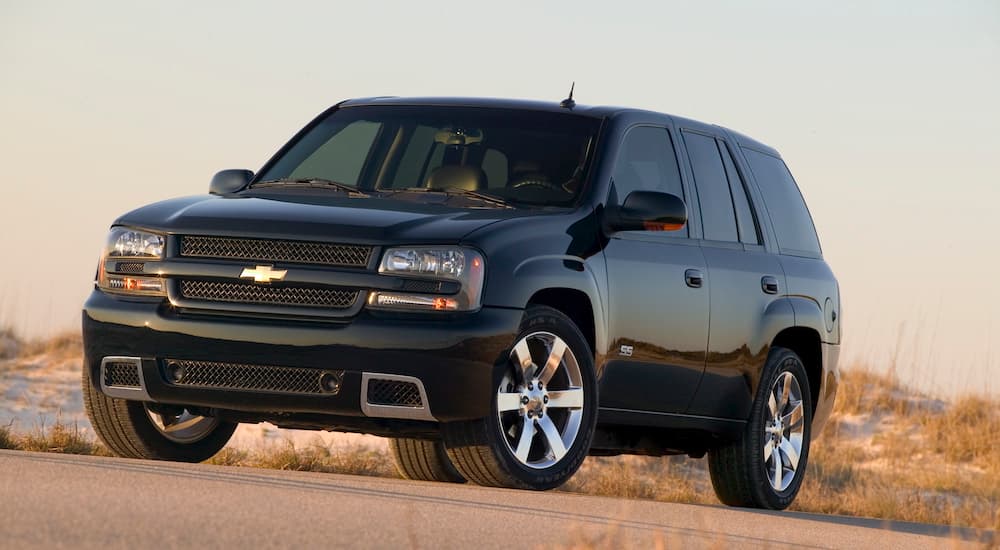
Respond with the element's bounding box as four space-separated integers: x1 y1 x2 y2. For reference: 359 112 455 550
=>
0 450 989 549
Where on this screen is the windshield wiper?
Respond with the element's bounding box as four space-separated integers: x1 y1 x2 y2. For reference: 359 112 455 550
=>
249 178 369 197
382 187 513 208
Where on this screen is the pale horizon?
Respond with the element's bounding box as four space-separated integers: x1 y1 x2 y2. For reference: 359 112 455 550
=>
2 1 998 398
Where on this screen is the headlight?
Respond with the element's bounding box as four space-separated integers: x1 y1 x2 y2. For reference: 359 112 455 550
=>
370 246 485 311
107 227 165 259
96 227 166 296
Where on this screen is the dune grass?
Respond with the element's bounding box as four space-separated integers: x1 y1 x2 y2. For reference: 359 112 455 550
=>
2 330 997 532
1 419 106 456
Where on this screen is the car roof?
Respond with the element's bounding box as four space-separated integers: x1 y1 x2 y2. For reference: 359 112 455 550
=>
340 96 779 155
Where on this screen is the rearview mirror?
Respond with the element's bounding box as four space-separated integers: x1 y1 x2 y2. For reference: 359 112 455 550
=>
209 169 254 195
607 191 687 233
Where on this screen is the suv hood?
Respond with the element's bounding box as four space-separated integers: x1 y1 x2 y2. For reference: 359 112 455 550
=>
114 193 527 244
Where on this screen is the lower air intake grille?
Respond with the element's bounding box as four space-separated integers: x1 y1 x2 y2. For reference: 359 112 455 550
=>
179 280 359 309
104 361 141 388
165 360 342 395
367 379 423 408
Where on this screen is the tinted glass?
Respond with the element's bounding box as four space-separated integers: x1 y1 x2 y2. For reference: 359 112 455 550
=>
743 148 821 255
289 121 380 185
389 125 437 188
258 106 600 207
719 141 760 245
683 132 738 242
612 127 685 202
611 127 687 236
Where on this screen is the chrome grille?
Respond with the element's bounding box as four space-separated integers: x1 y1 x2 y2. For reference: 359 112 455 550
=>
104 361 141 388
180 236 372 267
179 280 358 308
367 379 423 407
165 360 342 395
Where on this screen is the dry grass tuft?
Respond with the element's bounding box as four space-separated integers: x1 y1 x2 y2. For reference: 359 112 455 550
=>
207 439 397 478
19 331 82 362
2 419 107 456
0 422 18 449
0 326 20 359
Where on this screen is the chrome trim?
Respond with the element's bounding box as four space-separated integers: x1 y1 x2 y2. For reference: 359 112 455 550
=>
360 373 435 421
144 404 220 444
497 331 584 470
99 356 152 401
763 371 805 492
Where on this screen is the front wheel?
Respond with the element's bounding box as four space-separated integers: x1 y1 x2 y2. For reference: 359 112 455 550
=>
82 363 237 462
708 346 813 509
443 306 597 490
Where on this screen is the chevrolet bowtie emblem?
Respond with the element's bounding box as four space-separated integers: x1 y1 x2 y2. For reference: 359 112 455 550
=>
240 265 287 283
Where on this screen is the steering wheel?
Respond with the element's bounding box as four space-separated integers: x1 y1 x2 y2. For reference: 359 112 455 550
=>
510 176 562 192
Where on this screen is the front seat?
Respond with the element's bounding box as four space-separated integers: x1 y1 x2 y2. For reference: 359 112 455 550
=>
425 165 487 191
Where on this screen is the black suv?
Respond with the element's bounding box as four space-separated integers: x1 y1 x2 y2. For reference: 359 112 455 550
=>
82 97 840 509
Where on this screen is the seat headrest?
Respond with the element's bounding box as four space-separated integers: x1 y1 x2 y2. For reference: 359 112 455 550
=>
425 165 487 191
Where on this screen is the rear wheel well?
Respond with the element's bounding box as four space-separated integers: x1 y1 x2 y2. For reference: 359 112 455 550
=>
527 288 596 356
771 327 821 414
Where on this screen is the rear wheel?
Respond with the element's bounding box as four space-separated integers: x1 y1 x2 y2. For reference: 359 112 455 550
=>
708 347 812 509
82 363 236 462
443 306 596 490
389 438 465 483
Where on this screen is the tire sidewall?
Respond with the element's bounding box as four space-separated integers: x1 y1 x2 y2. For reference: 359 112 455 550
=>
748 347 813 509
124 401 237 462
486 306 597 489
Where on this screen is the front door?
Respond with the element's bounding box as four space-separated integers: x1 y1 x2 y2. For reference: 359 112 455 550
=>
599 126 710 415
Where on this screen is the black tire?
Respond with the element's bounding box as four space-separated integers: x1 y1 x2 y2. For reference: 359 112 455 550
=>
82 362 237 462
708 346 813 509
443 305 597 490
389 438 466 483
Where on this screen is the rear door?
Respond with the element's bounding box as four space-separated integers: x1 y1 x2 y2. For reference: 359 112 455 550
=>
600 126 709 415
679 130 785 420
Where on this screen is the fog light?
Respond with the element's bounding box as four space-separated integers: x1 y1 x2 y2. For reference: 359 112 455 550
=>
318 371 342 394
166 362 186 383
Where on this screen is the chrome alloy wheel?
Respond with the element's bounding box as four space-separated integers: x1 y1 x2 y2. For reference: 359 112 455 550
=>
144 405 220 444
763 371 805 492
496 331 585 470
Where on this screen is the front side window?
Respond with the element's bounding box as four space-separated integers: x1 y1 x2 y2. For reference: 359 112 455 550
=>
742 148 821 255
610 126 687 236
256 106 600 208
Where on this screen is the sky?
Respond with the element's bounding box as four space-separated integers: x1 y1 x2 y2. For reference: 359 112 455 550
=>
1 1 998 397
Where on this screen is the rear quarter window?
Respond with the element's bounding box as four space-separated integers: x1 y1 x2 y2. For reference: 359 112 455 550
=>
742 148 821 256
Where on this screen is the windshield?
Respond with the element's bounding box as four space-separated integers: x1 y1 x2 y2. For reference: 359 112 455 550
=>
255 105 601 207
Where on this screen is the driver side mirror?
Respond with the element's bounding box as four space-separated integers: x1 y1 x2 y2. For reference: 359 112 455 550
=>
209 169 254 195
606 190 687 233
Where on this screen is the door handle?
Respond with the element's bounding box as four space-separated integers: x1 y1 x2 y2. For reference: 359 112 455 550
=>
685 269 703 288
761 276 779 295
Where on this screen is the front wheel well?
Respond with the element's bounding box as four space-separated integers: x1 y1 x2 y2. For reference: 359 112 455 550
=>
527 288 596 356
771 327 822 415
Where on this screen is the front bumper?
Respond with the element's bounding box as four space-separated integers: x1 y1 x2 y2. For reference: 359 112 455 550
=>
83 290 522 424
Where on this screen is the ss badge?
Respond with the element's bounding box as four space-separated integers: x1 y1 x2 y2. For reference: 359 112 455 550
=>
619 345 634 357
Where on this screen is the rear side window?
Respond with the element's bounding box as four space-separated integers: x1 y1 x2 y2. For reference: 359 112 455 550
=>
719 143 761 245
742 148 821 255
612 126 687 236
682 132 738 242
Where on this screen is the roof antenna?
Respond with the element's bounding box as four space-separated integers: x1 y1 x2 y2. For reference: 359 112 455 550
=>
560 82 576 109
